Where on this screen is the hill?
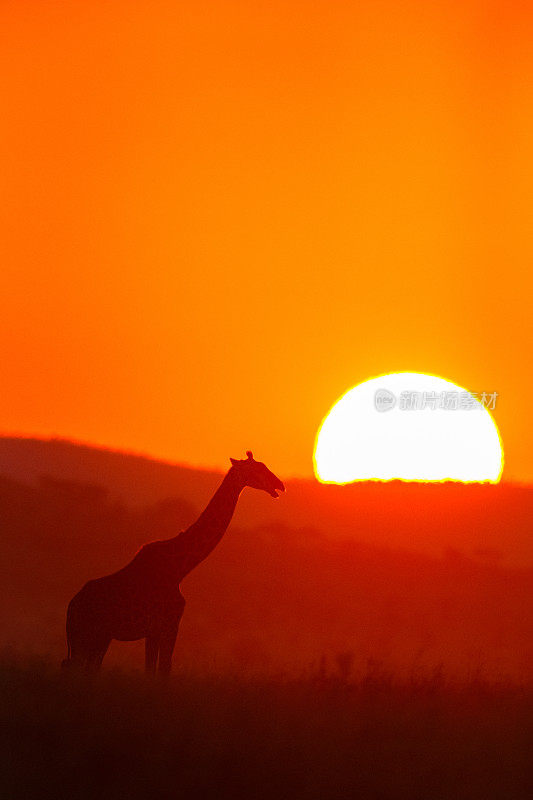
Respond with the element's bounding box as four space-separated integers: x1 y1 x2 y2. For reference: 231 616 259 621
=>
0 435 532 565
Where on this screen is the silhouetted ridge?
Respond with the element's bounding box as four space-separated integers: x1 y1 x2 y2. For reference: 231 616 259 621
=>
0 436 532 565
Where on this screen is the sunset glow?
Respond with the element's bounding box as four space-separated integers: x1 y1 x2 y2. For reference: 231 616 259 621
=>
314 373 503 483
0 1 530 480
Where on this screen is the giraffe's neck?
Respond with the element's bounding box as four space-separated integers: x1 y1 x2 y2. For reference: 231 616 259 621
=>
171 466 244 578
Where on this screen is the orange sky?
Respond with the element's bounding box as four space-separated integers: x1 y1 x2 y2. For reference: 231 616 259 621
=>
1 1 532 480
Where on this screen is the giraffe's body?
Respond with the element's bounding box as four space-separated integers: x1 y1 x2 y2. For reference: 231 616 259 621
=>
65 541 187 671
63 452 284 673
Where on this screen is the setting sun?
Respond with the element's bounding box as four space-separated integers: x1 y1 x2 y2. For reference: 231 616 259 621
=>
314 373 503 484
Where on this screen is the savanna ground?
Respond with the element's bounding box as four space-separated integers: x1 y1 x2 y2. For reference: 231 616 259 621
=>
2 654 531 800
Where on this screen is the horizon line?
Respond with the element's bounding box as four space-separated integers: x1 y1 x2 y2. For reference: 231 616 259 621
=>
0 432 531 487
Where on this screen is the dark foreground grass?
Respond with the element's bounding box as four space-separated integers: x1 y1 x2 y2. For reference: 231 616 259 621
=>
1 658 531 800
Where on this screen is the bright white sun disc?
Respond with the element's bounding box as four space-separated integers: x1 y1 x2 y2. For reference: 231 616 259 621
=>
314 373 503 483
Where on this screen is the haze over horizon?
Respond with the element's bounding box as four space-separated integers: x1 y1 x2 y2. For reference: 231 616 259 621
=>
0 431 526 484
1 434 533 571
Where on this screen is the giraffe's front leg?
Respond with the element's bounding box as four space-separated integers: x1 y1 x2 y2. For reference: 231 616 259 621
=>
145 634 160 674
158 620 180 675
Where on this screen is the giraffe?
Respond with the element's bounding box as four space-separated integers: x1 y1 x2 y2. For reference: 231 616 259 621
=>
62 451 285 674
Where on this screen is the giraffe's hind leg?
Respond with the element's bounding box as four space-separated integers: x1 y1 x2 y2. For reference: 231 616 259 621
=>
145 634 160 674
65 635 92 670
86 638 111 671
67 634 110 671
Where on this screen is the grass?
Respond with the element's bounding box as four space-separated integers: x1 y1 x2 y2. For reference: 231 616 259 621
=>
1 657 531 800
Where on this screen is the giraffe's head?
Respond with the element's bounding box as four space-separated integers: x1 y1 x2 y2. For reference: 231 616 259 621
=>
230 451 285 498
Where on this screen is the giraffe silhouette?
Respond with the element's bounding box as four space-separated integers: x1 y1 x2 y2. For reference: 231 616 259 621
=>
62 451 285 674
